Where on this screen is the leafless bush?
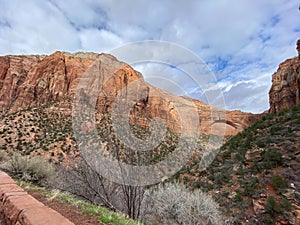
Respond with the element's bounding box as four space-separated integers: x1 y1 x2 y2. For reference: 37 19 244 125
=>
1 153 55 185
141 183 224 225
54 158 144 220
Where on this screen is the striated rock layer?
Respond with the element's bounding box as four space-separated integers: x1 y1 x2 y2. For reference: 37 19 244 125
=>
0 51 259 136
269 40 300 113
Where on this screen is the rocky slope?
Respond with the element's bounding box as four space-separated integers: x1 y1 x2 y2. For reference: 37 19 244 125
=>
179 103 300 225
177 41 300 224
269 39 300 113
0 51 259 137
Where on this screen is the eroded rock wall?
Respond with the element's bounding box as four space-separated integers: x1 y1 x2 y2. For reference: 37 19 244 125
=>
269 40 300 113
0 51 258 136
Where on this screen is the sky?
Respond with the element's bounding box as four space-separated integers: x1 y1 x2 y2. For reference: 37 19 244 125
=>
0 0 299 113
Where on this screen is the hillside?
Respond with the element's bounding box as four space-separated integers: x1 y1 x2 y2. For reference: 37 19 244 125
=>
0 100 180 166
0 51 262 168
0 41 299 224
178 103 300 224
0 101 77 164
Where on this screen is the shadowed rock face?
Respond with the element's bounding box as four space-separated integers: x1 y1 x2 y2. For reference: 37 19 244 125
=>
297 39 300 57
269 40 300 113
0 51 259 136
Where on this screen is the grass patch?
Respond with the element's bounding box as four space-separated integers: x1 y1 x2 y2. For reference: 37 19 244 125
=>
19 181 143 225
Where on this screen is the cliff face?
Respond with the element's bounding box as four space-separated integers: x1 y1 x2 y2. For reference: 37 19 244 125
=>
0 51 258 136
269 40 300 113
0 52 107 111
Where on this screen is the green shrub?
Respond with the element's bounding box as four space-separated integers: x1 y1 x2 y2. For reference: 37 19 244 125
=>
250 162 260 174
255 139 266 148
243 177 258 197
270 124 283 135
233 192 243 204
262 148 283 169
271 175 288 194
280 197 292 212
264 196 280 217
262 214 274 225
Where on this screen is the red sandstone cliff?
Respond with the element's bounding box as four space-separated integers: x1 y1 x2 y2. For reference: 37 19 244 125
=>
0 51 259 136
269 40 300 113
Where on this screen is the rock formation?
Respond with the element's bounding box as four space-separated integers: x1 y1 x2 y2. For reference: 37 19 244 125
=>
0 51 259 136
269 40 300 113
297 39 300 58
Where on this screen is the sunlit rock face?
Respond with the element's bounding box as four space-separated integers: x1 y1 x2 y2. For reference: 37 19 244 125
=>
0 51 258 136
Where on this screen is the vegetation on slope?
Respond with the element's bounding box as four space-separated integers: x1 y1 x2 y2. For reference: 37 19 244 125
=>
178 104 300 224
3 100 299 224
0 102 77 164
0 101 222 224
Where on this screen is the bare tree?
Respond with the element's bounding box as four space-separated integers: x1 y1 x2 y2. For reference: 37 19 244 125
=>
54 115 145 220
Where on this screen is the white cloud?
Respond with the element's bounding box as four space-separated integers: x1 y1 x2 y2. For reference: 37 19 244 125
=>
79 28 123 52
0 0 299 113
48 0 107 29
0 0 80 54
219 73 272 113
